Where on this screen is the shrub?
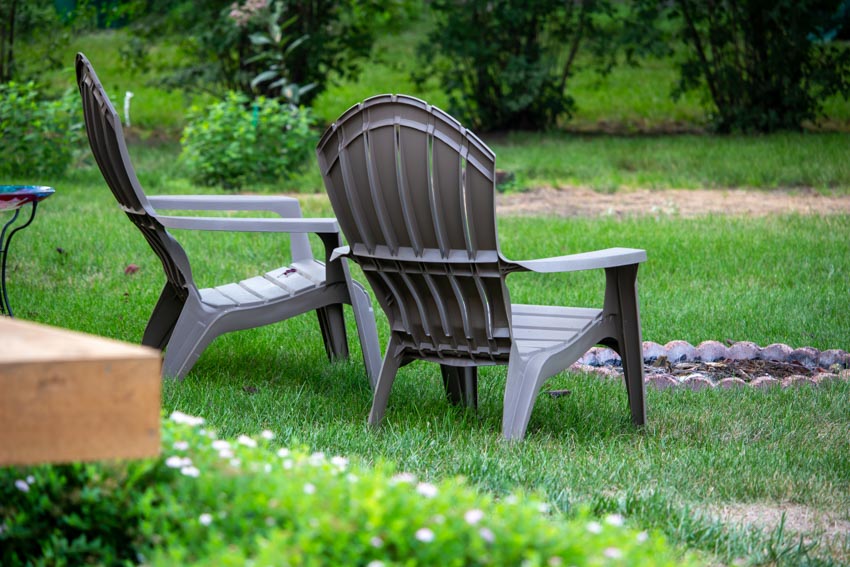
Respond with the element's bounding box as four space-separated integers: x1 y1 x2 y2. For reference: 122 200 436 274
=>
0 412 696 565
180 91 314 188
417 0 614 131
121 0 413 104
632 0 850 133
0 81 83 179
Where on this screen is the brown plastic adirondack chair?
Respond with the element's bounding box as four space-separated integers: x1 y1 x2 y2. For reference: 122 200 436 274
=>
76 53 381 382
317 95 646 440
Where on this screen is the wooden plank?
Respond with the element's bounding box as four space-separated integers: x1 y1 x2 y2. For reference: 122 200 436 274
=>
0 317 162 466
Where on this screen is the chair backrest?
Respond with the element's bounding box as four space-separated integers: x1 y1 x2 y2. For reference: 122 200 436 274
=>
76 53 191 296
317 95 512 364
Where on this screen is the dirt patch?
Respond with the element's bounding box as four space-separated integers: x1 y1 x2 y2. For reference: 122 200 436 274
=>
497 186 850 218
710 503 850 555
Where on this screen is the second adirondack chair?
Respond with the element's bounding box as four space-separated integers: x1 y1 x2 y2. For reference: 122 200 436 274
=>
317 95 647 440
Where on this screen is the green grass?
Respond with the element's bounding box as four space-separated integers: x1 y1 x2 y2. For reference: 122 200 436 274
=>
488 131 850 193
6 144 850 565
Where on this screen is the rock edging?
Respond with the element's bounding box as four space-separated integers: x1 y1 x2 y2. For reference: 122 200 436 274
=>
570 340 850 391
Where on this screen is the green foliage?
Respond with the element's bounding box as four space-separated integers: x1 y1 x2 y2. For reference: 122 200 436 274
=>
0 81 83 179
0 416 693 565
632 0 850 132
0 457 173 566
179 92 314 188
0 0 96 83
121 0 412 104
417 0 614 131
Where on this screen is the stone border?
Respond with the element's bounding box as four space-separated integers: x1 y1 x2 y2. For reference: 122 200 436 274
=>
569 340 850 391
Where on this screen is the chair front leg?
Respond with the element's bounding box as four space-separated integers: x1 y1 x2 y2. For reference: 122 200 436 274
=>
605 265 646 426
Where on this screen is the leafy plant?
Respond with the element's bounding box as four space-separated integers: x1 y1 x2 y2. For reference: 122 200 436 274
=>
0 414 695 565
0 81 83 179
417 0 615 131
631 0 850 132
180 91 314 188
120 0 413 104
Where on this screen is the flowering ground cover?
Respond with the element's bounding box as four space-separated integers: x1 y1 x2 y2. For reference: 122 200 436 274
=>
1 414 694 565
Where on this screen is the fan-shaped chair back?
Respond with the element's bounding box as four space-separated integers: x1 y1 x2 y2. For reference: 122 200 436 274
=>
317 95 512 365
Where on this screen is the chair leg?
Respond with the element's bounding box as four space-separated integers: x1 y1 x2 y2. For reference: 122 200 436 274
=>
316 304 349 362
614 265 646 426
368 336 404 427
440 365 478 408
142 282 185 349
161 298 216 380
348 280 382 390
501 347 545 441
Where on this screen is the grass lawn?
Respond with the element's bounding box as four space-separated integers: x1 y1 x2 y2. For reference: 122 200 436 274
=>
6 144 849 564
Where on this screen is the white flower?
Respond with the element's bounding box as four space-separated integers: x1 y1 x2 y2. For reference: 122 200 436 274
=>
218 448 235 459
237 434 257 448
308 452 325 465
367 561 385 567
479 527 495 543
464 509 484 525
415 527 435 543
277 448 291 458
605 514 625 527
303 483 316 495
283 459 294 470
180 466 200 477
331 456 349 469
25 475 34 484
370 536 384 548
416 482 438 498
165 456 192 469
169 411 205 426
264 463 272 473
586 521 602 534
603 547 622 559
347 473 359 483
636 531 649 543
229 458 241 468
14 479 29 492
173 441 190 451
261 429 275 440
537 502 551 514
391 472 416 484
547 557 563 567
199 513 213 526
211 439 231 451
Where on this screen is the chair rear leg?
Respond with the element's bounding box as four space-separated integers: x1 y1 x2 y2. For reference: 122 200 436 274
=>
368 336 404 426
614 265 646 426
316 304 349 361
440 365 478 408
142 282 185 349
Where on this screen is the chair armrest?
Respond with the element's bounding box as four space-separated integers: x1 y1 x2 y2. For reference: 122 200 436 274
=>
330 245 351 263
512 247 646 273
157 215 340 234
148 195 302 217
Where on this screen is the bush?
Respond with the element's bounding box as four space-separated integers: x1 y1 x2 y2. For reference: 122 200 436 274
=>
417 0 614 131
0 81 83 179
632 0 850 133
121 0 413 104
0 412 696 565
180 92 314 188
